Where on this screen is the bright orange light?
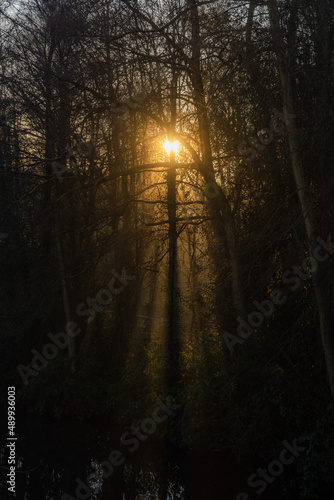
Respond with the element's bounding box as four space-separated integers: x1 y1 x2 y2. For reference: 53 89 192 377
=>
164 139 179 155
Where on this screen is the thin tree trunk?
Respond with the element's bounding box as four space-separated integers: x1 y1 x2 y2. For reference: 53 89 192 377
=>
267 0 334 400
167 54 181 391
54 219 76 360
246 0 256 57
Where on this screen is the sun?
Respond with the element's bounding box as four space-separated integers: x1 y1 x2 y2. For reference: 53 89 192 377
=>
163 139 179 155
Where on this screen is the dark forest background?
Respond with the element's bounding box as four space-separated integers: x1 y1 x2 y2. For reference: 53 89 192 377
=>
1 1 334 498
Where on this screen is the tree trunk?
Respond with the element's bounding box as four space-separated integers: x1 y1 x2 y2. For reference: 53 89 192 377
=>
187 0 245 316
54 215 77 360
167 55 181 391
267 0 334 400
